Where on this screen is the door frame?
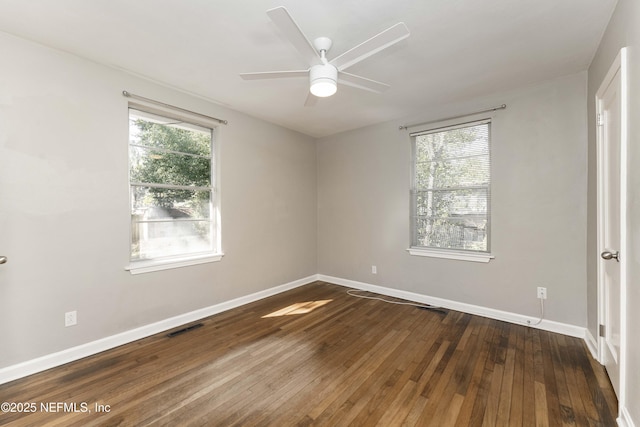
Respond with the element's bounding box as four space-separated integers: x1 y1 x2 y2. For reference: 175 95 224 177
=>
595 47 628 410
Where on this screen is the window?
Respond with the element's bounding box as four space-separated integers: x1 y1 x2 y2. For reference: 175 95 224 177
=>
127 107 221 273
409 119 492 262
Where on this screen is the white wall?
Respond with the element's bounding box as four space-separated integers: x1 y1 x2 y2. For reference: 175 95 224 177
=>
0 32 318 368
317 73 588 327
587 0 640 423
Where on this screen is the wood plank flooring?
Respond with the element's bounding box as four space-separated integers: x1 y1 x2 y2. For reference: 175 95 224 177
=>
0 282 618 426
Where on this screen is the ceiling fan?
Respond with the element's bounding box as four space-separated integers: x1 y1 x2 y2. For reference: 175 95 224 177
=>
240 6 410 105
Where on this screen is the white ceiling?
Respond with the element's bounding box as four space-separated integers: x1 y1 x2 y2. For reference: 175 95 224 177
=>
0 0 616 138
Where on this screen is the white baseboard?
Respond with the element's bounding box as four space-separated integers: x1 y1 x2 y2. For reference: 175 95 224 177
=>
0 273 593 386
584 327 599 361
0 275 316 385
317 274 586 339
618 406 636 427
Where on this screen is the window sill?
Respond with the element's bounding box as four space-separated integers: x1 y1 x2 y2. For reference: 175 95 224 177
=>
407 248 494 263
125 253 224 275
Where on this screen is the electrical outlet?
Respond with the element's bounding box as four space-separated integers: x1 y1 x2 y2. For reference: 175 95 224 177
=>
537 287 547 300
371 265 377 274
65 311 77 327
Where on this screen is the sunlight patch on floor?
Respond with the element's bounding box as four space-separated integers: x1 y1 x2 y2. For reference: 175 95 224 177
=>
261 300 333 318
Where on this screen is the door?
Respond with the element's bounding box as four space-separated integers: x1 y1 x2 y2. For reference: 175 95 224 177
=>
596 48 627 399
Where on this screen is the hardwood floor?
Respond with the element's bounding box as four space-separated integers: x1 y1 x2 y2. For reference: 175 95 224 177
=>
0 282 617 426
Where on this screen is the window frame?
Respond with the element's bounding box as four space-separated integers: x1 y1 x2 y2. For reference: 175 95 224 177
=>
408 118 494 263
125 102 223 274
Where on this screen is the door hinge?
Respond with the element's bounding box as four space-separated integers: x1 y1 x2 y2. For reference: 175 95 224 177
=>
597 113 604 127
599 324 606 338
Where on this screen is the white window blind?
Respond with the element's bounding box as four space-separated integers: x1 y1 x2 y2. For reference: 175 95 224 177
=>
411 119 491 253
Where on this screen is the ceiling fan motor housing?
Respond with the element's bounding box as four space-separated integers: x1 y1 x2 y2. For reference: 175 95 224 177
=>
310 63 338 97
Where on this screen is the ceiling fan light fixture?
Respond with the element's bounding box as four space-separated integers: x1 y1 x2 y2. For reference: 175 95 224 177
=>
310 64 338 97
310 79 337 97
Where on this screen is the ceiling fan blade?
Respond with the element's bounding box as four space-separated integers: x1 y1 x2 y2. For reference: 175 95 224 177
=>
330 22 410 71
304 92 318 107
267 6 321 66
338 72 390 93
240 70 308 80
